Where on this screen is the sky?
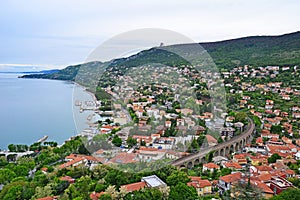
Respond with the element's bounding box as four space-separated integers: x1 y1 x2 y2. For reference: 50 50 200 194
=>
0 0 299 70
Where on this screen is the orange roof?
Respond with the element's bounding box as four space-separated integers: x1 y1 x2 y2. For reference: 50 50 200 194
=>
108 152 137 164
59 157 85 169
261 129 271 134
41 167 48 172
36 197 58 200
270 170 286 178
188 176 212 188
223 161 243 169
251 180 274 194
256 165 273 172
256 137 263 144
203 163 220 169
139 147 159 151
121 181 146 192
90 191 105 200
286 169 295 175
219 172 242 183
188 179 212 188
206 135 217 143
60 176 75 183
258 173 272 182
267 144 291 152
233 154 249 159
84 155 99 162
189 176 202 182
65 153 79 160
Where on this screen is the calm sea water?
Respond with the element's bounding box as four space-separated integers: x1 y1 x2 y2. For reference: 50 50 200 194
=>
0 73 93 150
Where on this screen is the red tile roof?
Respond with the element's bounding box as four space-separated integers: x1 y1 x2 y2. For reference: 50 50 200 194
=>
90 191 105 200
36 197 58 200
59 157 85 169
257 173 272 182
108 152 137 164
256 137 263 144
189 176 202 182
286 169 295 175
219 172 242 183
60 176 75 183
223 161 243 169
206 135 217 143
188 180 212 188
251 180 274 194
121 181 146 192
188 176 212 188
256 165 273 172
203 163 220 169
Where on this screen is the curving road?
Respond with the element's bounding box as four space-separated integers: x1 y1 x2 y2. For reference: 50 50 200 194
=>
171 119 255 167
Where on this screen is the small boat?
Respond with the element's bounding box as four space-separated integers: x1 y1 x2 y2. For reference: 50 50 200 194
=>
75 100 82 106
38 135 48 143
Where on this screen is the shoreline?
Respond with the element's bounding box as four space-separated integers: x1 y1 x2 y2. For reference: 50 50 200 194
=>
72 82 101 138
0 75 100 151
0 75 78 151
73 82 98 102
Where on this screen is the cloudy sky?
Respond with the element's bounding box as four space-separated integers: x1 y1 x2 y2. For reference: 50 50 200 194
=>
0 0 299 69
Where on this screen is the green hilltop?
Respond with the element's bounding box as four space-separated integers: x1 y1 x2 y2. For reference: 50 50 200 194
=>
21 31 300 81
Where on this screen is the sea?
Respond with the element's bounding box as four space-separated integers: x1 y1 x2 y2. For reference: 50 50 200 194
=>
0 73 95 150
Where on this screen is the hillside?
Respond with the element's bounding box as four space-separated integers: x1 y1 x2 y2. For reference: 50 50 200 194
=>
201 31 300 68
21 31 300 81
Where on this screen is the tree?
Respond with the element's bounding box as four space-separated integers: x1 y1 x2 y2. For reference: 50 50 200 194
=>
268 153 281 163
206 151 214 163
169 182 197 200
126 137 137 148
288 178 300 188
92 165 109 180
13 165 29 177
197 135 206 146
17 157 35 170
64 184 81 199
112 135 122 147
218 137 224 143
53 180 70 195
224 181 263 200
220 168 232 176
99 194 112 200
271 125 283 134
74 175 92 199
0 156 8 167
166 171 190 186
0 180 34 200
124 188 162 200
104 169 127 188
140 140 146 146
235 112 247 123
105 185 118 199
159 186 170 200
188 139 199 153
111 128 120 135
270 188 300 200
8 144 16 152
32 185 53 199
0 169 16 184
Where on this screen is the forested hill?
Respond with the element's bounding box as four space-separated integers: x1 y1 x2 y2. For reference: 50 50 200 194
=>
200 31 300 68
21 31 300 81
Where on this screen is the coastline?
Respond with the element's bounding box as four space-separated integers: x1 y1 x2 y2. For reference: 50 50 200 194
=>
72 82 101 139
0 74 101 150
0 74 77 150
73 82 98 102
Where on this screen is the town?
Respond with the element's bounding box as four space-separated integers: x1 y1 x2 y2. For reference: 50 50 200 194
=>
1 64 300 200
